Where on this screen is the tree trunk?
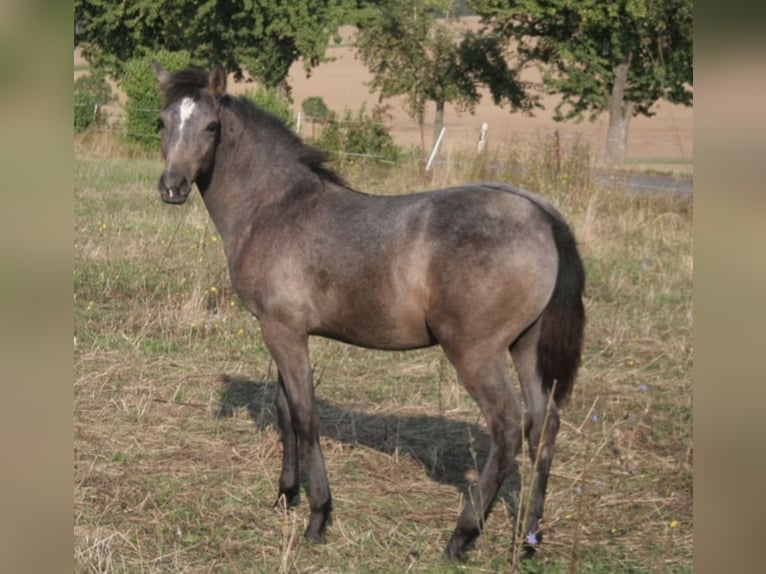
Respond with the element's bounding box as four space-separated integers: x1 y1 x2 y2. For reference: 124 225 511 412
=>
274 78 292 102
604 56 634 168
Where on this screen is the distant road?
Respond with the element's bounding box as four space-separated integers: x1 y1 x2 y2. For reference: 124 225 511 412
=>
594 171 693 199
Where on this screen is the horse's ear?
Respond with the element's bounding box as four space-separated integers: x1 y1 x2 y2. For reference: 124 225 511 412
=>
152 61 169 89
209 64 227 99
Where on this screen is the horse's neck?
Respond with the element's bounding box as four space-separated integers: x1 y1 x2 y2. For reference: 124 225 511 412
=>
197 115 313 265
195 118 258 262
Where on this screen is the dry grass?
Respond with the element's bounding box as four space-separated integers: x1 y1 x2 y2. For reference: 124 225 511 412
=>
74 134 692 573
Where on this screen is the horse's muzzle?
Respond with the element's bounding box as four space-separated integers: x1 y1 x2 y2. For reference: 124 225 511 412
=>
158 172 192 204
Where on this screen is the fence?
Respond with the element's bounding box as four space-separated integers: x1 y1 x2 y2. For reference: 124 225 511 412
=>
74 100 692 170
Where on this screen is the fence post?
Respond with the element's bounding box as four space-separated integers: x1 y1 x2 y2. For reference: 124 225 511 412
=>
425 126 446 172
295 111 302 135
477 122 488 154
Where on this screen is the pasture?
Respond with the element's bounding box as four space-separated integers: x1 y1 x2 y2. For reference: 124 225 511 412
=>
74 135 692 573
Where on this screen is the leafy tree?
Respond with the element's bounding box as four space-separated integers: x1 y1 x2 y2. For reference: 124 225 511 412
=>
355 0 533 148
470 0 693 166
74 0 355 94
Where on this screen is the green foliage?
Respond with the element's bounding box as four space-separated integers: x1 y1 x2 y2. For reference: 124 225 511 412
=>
242 88 295 129
315 104 403 165
356 0 463 125
469 0 693 119
74 0 355 91
355 0 530 144
301 96 331 122
74 71 114 133
121 50 191 151
458 30 533 110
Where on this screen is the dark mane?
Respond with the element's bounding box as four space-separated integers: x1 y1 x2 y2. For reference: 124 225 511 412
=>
162 67 209 105
221 94 347 187
162 67 346 187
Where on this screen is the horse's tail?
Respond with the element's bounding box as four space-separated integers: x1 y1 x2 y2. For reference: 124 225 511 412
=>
537 215 586 406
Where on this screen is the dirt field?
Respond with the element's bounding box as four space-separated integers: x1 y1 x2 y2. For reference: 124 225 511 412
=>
74 21 693 172
285 27 693 169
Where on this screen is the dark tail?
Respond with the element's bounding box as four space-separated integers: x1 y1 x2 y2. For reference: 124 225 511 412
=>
537 216 586 406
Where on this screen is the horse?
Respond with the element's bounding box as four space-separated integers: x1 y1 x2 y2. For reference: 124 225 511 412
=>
152 63 585 561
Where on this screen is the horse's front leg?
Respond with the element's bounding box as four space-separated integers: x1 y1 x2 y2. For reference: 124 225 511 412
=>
262 321 332 543
274 374 300 508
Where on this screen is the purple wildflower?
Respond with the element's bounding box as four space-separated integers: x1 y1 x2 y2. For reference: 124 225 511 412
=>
639 384 649 392
525 531 539 546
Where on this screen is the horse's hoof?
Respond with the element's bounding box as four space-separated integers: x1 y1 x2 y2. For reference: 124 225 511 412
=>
445 532 475 562
521 530 542 558
304 528 326 544
273 490 300 510
445 542 467 562
522 542 537 559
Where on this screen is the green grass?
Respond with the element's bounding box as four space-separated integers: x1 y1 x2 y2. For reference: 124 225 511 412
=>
74 136 692 572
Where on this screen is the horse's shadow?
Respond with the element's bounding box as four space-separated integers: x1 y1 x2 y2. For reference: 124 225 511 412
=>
217 375 522 496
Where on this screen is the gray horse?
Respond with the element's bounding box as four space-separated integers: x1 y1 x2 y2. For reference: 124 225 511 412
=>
153 63 585 561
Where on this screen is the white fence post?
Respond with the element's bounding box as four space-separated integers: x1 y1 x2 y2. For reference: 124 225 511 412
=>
425 127 446 172
477 122 488 154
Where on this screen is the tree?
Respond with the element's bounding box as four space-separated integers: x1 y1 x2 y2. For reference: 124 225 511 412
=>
74 0 354 94
470 0 693 166
355 0 533 149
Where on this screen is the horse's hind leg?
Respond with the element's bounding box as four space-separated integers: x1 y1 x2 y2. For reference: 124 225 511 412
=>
444 349 523 561
510 320 560 554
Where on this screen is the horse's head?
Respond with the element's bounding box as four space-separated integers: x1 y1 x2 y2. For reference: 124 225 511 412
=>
153 63 226 204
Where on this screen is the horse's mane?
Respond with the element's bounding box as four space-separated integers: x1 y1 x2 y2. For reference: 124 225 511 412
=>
161 68 209 105
161 67 346 187
221 94 346 187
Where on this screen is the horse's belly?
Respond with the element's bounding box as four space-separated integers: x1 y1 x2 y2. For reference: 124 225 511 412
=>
312 307 435 351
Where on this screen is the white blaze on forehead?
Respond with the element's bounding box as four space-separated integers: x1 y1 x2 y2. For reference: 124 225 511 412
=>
167 97 197 174
178 97 196 132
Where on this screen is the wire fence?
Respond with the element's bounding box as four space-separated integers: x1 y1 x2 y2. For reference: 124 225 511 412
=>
74 101 411 163
74 100 692 168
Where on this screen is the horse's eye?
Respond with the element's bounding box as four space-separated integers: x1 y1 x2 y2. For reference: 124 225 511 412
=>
156 118 165 132
206 121 219 133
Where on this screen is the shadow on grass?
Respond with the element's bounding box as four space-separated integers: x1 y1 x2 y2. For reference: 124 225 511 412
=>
217 374 522 498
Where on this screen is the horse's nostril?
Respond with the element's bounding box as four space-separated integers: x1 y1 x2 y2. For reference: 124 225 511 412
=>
163 172 187 192
159 171 191 203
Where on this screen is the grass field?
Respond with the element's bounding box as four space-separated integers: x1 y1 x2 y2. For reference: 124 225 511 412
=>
74 134 692 573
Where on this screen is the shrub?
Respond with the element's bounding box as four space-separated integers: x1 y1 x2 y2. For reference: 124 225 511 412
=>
242 88 294 129
121 50 191 151
301 96 331 123
74 71 114 133
315 103 402 165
